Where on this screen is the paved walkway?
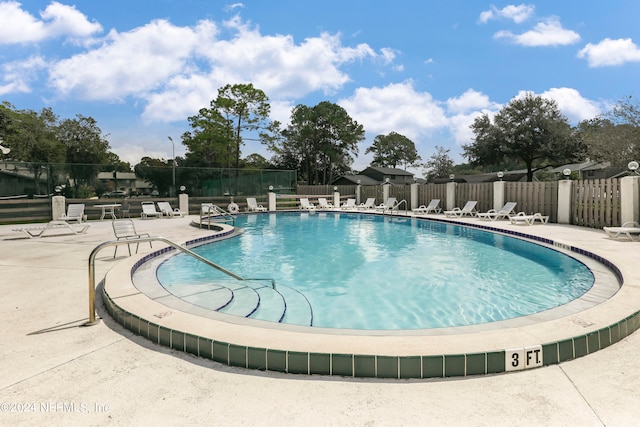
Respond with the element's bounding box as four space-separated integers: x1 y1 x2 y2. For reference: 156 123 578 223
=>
1 214 639 426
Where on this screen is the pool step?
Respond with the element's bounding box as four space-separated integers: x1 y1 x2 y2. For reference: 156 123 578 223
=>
216 285 260 317
164 283 234 311
277 285 314 327
249 285 286 322
159 279 312 326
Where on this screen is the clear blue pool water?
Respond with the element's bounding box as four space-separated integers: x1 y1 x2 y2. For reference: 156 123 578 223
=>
156 212 594 330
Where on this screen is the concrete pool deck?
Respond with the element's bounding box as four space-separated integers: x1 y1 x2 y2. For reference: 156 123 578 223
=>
1 213 640 425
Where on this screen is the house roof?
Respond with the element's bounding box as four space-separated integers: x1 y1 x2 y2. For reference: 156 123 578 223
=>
549 161 609 173
363 166 414 176
333 174 379 185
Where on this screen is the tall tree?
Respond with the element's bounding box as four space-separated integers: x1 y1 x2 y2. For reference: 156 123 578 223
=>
56 115 111 196
184 108 235 168
464 94 585 181
214 83 272 170
269 102 364 184
578 96 640 167
366 131 421 169
423 146 454 180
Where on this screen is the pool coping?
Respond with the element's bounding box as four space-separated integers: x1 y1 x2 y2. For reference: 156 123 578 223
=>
102 211 640 378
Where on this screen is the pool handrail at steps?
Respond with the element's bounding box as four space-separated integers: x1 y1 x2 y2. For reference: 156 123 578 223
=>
387 199 408 214
86 236 276 326
200 204 236 228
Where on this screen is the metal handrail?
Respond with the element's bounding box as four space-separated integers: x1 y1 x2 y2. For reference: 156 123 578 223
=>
389 199 408 214
85 236 276 326
200 204 235 228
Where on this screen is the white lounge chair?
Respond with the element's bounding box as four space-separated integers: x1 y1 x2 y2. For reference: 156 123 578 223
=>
318 198 334 209
444 201 478 217
140 201 162 219
376 197 397 212
603 222 640 241
359 198 376 209
58 203 85 223
412 199 441 215
246 197 267 212
477 202 517 221
341 198 357 210
509 212 549 225
157 201 185 218
112 219 151 257
13 220 89 238
300 198 316 211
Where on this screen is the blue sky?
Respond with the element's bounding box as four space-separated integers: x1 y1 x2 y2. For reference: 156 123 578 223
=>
2 1 640 173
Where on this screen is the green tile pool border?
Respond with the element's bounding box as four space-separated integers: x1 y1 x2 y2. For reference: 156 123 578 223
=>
101 214 639 379
103 287 640 378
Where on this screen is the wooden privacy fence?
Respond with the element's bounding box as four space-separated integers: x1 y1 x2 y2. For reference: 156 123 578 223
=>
0 179 624 229
572 178 620 228
505 181 559 223
455 183 493 213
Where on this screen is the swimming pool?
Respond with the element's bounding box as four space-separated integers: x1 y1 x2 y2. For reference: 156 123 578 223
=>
154 212 594 330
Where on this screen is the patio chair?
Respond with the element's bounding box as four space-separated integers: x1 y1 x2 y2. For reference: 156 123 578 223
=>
58 203 85 223
359 198 376 209
476 202 518 221
443 201 478 217
318 198 334 209
140 201 162 219
603 222 640 241
509 212 550 226
412 199 441 215
246 197 267 212
299 198 316 211
112 219 151 257
157 201 185 218
375 197 397 212
341 198 357 210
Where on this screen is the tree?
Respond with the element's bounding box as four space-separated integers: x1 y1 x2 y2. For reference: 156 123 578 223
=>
269 102 365 184
56 115 111 196
464 94 585 181
1 104 65 194
214 83 272 170
578 96 640 167
184 109 235 168
423 146 454 180
134 157 173 196
365 131 421 169
241 153 272 169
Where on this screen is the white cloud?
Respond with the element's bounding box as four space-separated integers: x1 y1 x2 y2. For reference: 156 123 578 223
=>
0 1 101 44
510 89 601 124
528 88 603 122
338 81 448 142
479 4 535 24
0 55 47 95
446 90 502 147
494 17 580 46
446 89 499 114
577 38 640 67
46 15 386 123
49 19 216 101
146 20 382 122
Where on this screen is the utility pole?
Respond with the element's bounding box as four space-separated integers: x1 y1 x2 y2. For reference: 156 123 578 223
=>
167 136 176 197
